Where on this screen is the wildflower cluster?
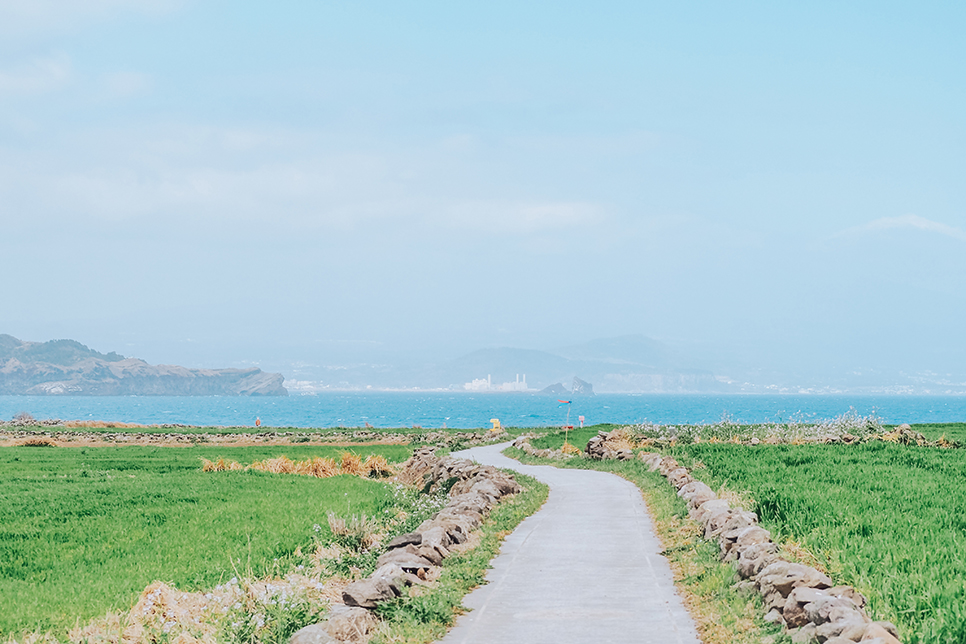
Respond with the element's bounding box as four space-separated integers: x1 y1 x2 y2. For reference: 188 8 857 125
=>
634 408 886 445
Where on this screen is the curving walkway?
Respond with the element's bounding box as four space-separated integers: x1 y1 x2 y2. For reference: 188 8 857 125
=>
438 442 701 644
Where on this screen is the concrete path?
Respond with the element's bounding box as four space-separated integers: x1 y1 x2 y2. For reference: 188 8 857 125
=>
438 443 702 644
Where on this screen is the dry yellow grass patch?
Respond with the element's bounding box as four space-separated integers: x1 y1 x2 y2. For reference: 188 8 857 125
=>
560 442 582 456
299 457 340 478
338 452 366 477
202 452 395 480
16 438 58 447
63 421 146 429
200 458 245 472
363 454 394 477
249 455 296 474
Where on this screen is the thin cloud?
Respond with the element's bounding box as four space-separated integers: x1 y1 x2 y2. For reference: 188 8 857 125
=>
102 71 151 98
445 201 606 234
834 214 966 243
0 0 181 35
0 54 70 95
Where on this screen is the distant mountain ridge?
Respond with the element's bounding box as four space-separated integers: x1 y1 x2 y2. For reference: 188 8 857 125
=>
0 335 287 396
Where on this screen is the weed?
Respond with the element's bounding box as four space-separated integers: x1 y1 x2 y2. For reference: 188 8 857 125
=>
326 512 381 551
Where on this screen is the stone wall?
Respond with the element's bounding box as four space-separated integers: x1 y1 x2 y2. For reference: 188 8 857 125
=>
638 450 902 644
510 434 576 459
290 446 522 644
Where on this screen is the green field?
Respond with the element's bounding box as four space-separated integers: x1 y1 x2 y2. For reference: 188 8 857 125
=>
0 444 413 639
668 442 966 644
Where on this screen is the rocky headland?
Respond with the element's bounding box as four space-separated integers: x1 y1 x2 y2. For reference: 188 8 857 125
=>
0 335 287 396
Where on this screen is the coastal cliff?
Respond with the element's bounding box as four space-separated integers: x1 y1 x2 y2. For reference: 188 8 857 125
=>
0 335 287 396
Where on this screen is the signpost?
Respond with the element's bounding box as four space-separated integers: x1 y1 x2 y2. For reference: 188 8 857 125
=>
558 399 573 448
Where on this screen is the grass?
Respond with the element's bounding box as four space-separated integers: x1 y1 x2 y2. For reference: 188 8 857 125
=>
667 441 966 644
370 472 549 643
503 433 779 644
528 426 604 451
0 443 412 640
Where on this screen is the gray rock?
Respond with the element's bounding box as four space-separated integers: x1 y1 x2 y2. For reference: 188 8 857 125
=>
342 577 397 608
828 585 868 609
690 498 731 523
790 623 817 644
667 467 692 488
376 545 436 573
704 509 737 539
386 532 422 549
415 545 444 565
872 621 900 639
640 452 663 470
805 595 864 626
420 526 452 549
839 622 870 641
324 604 377 643
757 562 833 600
736 544 777 579
816 617 868 641
679 481 717 508
721 525 772 560
289 623 339 644
857 624 900 644
782 587 828 628
763 608 785 626
658 457 680 476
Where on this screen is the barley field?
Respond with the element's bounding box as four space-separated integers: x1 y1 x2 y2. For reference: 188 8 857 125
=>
0 443 411 638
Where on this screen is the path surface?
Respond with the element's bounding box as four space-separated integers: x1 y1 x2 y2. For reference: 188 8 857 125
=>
439 443 702 644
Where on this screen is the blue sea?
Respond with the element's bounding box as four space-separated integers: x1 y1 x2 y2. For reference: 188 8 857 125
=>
1 393 965 429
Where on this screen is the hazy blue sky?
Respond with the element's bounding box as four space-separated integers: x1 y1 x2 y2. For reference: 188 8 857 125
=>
1 1 964 380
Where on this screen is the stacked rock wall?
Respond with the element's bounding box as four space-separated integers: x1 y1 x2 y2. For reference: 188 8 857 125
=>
291 446 522 644
510 435 575 459
585 430 634 460
639 452 902 644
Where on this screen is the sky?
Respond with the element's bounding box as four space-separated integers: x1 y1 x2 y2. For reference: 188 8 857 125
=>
1 1 964 384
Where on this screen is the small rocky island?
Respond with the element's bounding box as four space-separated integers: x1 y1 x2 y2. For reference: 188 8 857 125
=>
0 335 287 396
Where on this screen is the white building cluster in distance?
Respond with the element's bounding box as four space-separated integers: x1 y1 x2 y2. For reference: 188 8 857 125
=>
464 374 530 392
